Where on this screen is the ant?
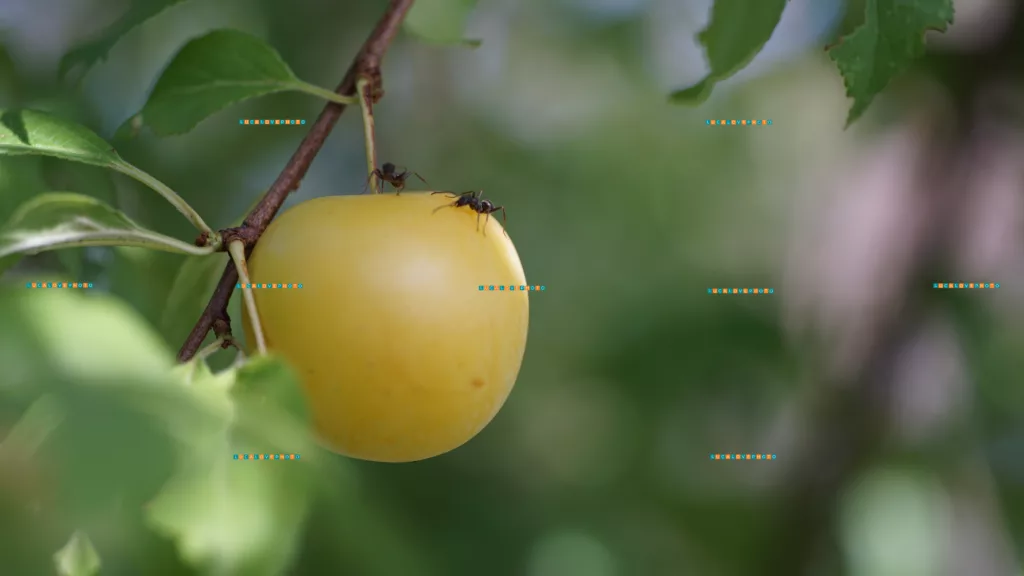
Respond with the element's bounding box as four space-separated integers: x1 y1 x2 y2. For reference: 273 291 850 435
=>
431 190 507 236
365 162 428 195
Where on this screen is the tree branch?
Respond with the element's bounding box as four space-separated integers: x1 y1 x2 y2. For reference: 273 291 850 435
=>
176 0 416 362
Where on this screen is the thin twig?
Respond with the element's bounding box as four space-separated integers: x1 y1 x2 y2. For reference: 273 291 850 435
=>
176 0 415 362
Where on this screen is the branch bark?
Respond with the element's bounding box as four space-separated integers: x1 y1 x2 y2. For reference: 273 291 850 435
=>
177 0 416 362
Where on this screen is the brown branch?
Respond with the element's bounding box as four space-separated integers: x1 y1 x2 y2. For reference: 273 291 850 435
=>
176 0 416 362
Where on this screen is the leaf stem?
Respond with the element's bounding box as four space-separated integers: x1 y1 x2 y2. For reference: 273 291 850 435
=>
357 76 379 194
196 336 227 362
112 162 215 237
227 240 266 355
1 230 218 259
297 81 360 106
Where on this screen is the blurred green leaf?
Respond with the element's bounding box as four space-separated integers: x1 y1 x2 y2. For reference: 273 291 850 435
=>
840 469 947 575
0 156 121 279
0 193 212 274
0 394 63 455
828 0 954 126
0 156 48 221
0 287 213 537
670 0 789 104
405 0 482 47
53 531 101 576
147 355 319 576
0 288 176 389
120 29 349 137
0 109 119 166
48 163 119 278
161 252 229 347
234 355 311 424
58 0 193 80
46 162 118 206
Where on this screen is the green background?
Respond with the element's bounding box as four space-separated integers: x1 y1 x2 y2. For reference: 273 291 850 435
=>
1 0 1022 574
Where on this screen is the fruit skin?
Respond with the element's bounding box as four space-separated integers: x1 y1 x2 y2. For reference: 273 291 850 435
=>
242 192 529 462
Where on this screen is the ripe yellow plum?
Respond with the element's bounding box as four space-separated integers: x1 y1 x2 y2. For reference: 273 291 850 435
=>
242 192 529 462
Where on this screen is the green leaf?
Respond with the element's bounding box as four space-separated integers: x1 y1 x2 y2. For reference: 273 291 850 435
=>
669 0 789 104
0 109 120 166
122 29 349 137
0 193 212 273
53 532 101 576
0 287 205 529
161 252 228 347
58 0 193 80
147 355 321 576
0 156 48 222
234 355 311 425
405 0 482 47
828 0 954 126
0 394 64 455
0 110 212 236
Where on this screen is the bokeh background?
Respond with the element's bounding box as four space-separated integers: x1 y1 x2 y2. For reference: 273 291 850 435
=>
2 0 1024 574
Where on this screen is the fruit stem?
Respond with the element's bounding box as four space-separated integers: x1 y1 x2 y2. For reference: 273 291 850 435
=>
357 76 379 194
227 240 267 355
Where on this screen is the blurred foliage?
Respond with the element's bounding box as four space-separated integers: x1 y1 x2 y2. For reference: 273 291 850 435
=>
406 0 482 46
0 0 1021 574
58 0 192 79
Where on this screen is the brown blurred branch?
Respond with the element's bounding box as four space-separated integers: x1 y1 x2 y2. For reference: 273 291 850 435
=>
767 1 1024 572
177 0 416 362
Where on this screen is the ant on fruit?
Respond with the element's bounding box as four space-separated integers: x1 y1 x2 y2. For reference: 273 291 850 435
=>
431 190 507 236
364 162 428 195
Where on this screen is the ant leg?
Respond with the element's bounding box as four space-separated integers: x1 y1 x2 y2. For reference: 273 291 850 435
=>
431 191 474 198
362 170 380 194
431 198 465 214
495 206 507 236
412 172 429 189
394 182 404 196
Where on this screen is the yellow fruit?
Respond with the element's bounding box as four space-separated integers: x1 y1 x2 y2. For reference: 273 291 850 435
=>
242 193 529 462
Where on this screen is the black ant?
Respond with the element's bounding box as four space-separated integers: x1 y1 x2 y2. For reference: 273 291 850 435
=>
365 162 428 195
431 190 507 236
